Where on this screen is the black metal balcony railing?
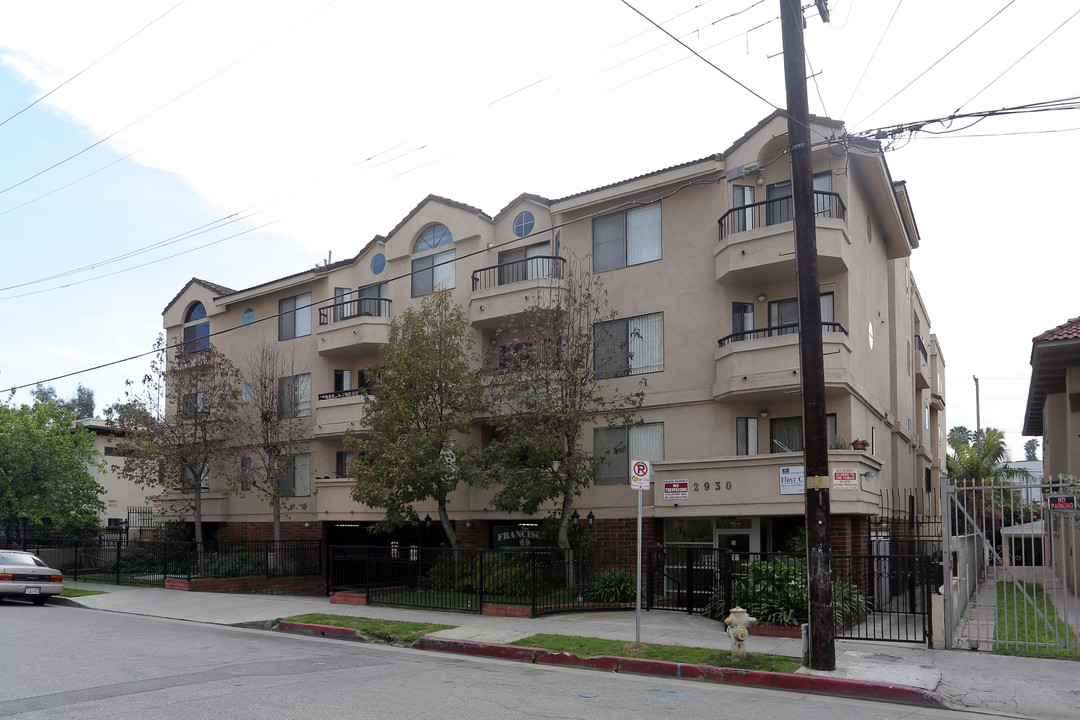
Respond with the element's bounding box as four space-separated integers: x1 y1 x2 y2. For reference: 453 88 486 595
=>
717 321 849 348
717 191 846 240
915 334 928 363
316 387 373 401
318 297 391 326
471 255 565 292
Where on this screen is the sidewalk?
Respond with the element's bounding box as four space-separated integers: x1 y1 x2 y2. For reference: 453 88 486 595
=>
56 582 1077 718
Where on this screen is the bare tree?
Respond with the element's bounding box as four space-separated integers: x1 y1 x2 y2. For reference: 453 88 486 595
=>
484 254 645 549
232 340 313 546
107 335 243 549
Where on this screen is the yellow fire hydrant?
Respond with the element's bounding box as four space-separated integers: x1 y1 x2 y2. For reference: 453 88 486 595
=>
724 606 758 659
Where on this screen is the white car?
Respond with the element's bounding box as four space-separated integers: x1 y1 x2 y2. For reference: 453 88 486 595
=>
0 550 64 605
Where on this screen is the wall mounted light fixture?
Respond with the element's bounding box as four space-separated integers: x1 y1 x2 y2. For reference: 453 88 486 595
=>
757 293 766 302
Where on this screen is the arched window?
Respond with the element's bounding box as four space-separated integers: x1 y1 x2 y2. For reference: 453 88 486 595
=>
242 308 255 326
411 224 455 296
183 302 209 353
413 224 453 253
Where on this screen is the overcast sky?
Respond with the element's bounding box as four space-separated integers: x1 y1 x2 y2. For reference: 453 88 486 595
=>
1 0 1077 461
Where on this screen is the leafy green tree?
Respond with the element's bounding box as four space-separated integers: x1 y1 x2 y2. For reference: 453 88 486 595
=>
107 335 244 548
1023 438 1039 462
346 292 484 550
0 397 105 537
32 383 96 419
484 256 645 549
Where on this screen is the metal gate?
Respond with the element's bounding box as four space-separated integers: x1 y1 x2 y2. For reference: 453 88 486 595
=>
645 546 933 644
942 478 1079 656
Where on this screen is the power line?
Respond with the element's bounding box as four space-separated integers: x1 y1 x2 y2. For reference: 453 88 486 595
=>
839 0 904 120
0 140 423 294
0 0 339 198
853 0 1018 130
618 0 781 111
955 8 1080 113
0 0 189 130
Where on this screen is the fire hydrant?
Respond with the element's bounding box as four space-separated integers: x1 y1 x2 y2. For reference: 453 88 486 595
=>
724 606 757 659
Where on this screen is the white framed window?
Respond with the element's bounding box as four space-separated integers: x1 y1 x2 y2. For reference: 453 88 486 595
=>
592 203 661 272
279 373 311 419
736 417 758 455
281 454 311 497
412 249 456 297
594 312 663 378
278 293 312 340
594 422 664 485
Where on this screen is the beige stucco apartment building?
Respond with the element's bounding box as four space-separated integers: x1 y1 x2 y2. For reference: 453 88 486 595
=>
163 112 946 553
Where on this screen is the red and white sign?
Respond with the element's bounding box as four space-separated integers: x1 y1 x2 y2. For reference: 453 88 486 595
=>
833 468 858 490
630 459 651 490
664 480 689 500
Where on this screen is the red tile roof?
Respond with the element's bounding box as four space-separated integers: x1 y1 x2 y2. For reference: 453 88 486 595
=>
1033 317 1080 343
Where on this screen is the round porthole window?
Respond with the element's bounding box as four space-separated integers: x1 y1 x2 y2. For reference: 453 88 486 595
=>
371 252 386 275
513 211 535 238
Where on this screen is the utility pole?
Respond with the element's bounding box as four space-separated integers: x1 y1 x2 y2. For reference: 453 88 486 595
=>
973 375 982 452
780 0 834 671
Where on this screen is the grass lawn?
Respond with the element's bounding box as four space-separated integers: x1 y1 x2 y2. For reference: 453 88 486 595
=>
510 634 801 673
60 587 108 598
275 614 455 646
994 581 1079 659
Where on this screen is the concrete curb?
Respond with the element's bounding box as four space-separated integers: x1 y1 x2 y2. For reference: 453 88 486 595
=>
407 634 946 709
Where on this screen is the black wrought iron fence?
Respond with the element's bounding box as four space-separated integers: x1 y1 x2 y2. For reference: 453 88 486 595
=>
2 537 321 586
330 545 639 615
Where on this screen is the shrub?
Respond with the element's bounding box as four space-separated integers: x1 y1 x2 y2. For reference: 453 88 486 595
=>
424 551 545 600
584 570 638 603
703 559 869 628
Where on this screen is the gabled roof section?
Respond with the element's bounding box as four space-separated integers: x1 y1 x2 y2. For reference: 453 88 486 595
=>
552 154 723 205
383 194 492 242
1023 316 1080 436
162 277 235 315
494 193 551 222
722 110 845 157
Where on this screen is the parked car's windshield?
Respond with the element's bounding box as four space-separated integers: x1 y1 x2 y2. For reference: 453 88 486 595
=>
0 552 45 567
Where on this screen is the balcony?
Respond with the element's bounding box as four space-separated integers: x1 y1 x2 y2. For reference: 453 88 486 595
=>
314 388 371 438
315 297 391 358
914 334 930 389
713 322 852 400
469 255 566 329
715 192 848 284
648 453 883 514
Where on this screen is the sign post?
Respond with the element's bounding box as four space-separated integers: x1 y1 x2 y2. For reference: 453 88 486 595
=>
630 460 651 644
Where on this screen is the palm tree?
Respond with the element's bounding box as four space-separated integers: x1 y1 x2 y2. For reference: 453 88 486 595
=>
947 425 973 453
945 428 1024 486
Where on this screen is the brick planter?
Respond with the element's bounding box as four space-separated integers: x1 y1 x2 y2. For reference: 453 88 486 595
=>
163 575 324 596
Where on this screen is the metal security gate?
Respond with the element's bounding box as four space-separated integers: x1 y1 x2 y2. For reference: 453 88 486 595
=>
942 478 1080 656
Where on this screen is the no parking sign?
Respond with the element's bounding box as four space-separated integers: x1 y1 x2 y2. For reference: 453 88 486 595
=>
631 459 651 490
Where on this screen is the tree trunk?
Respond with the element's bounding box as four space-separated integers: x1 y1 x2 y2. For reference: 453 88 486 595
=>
438 503 458 550
556 475 575 550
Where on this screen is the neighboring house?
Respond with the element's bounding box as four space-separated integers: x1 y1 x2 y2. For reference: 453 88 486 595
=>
161 111 945 554
1005 459 1043 505
74 418 154 537
1023 315 1080 592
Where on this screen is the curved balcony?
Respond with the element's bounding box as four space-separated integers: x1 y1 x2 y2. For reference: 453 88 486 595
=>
314 388 371 437
316 297 391 358
713 322 852 400
715 192 848 284
469 255 566 329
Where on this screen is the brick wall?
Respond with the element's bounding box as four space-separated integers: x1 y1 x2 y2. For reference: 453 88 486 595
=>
455 520 490 550
589 517 661 548
164 575 325 596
